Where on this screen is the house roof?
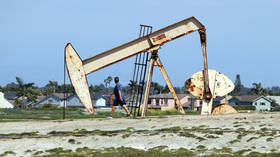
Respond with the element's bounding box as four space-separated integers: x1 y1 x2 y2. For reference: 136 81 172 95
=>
149 93 195 99
4 91 17 100
52 93 70 99
36 96 46 102
33 93 70 106
254 96 272 103
233 95 259 102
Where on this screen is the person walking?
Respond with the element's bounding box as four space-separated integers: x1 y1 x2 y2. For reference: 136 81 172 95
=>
109 77 131 118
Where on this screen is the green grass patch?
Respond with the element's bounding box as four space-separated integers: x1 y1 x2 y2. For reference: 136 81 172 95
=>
229 139 240 144
247 137 258 142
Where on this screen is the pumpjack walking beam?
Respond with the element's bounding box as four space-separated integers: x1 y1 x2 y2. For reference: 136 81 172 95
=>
65 16 212 114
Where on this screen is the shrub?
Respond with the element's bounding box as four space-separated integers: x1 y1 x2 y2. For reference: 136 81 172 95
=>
233 105 256 111
272 106 280 111
41 103 59 108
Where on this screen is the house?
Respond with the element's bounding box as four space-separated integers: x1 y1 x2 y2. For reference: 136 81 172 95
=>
33 93 69 108
228 95 272 111
66 94 84 108
148 93 202 111
33 92 111 109
94 96 110 108
228 95 259 106
4 91 17 105
252 96 272 111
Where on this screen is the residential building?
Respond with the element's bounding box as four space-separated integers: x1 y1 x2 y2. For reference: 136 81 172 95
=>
66 94 84 108
228 95 259 106
252 96 272 111
33 93 111 109
33 93 68 108
148 93 202 111
228 95 272 111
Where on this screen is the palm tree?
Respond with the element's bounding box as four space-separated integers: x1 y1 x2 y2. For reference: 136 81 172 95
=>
15 77 41 102
251 83 267 96
15 77 34 97
46 80 58 93
107 76 112 87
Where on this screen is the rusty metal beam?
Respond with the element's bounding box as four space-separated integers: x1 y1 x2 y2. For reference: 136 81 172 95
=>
82 17 204 75
141 52 156 117
199 29 212 103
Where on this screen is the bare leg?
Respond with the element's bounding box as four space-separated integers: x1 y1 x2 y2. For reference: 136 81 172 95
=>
110 105 115 117
122 105 130 115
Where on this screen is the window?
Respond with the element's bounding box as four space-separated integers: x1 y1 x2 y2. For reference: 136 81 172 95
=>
254 102 257 106
48 99 53 103
156 99 159 106
261 102 265 106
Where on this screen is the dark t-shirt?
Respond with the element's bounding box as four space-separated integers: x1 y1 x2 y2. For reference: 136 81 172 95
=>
114 83 125 101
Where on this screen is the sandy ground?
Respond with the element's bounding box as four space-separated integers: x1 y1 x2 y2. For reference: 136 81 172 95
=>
0 112 280 156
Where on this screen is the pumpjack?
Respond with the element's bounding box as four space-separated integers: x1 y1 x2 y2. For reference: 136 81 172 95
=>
65 16 234 116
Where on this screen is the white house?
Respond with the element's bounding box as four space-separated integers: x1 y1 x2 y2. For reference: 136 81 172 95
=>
94 97 106 107
0 92 13 108
253 96 272 111
33 93 68 108
67 95 84 108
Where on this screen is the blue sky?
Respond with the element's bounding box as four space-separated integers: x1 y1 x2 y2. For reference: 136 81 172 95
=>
1 0 279 88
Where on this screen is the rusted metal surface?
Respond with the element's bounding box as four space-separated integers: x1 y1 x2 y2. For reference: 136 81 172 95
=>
212 104 238 115
185 70 235 115
65 43 94 114
82 17 204 75
141 52 156 117
199 29 212 103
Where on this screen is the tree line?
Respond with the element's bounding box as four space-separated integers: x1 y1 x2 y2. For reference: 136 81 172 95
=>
0 75 279 105
230 74 280 96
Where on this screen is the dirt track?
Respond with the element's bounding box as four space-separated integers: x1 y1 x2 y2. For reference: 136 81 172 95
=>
0 112 280 156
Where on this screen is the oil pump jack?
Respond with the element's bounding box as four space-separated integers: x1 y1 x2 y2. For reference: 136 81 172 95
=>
65 16 234 116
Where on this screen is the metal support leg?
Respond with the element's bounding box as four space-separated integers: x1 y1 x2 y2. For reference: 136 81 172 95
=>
199 29 212 103
155 57 185 114
141 52 156 117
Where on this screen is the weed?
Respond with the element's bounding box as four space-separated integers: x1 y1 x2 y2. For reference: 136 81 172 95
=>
229 139 240 144
179 132 197 138
0 151 15 156
247 137 258 142
199 125 207 128
68 138 75 144
237 132 248 139
233 124 242 127
266 137 273 142
122 133 131 138
158 126 181 132
234 149 251 155
213 147 232 154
